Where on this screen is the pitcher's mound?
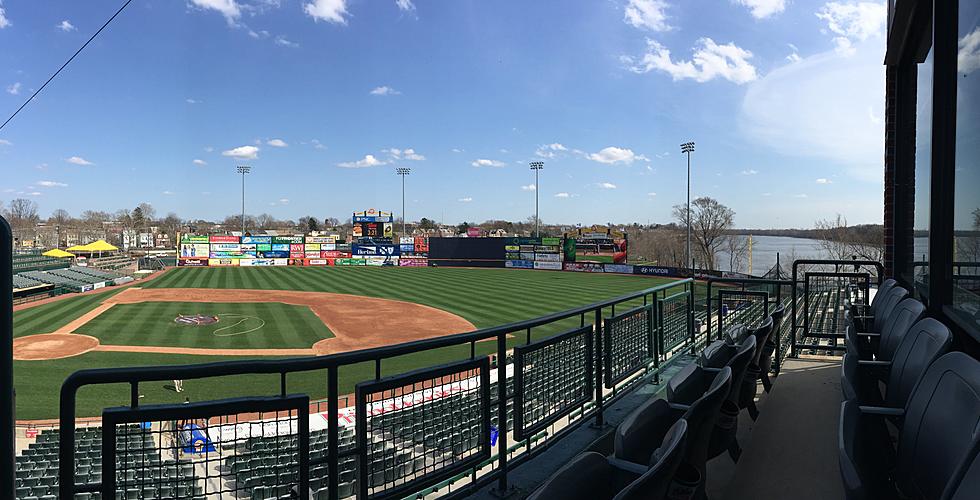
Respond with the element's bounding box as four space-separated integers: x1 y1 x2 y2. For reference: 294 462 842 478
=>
14 333 100 361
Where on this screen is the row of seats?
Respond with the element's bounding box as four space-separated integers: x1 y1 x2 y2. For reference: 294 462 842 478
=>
71 265 121 280
527 305 786 499
12 274 46 289
839 279 979 499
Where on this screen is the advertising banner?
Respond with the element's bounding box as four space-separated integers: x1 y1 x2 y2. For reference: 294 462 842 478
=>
352 209 393 223
305 251 321 258
413 237 429 253
362 256 389 266
273 236 305 244
305 259 330 266
210 235 240 244
273 259 289 266
505 260 534 269
564 262 605 273
633 265 678 277
257 244 272 252
504 245 520 252
520 252 536 260
180 235 209 243
534 245 559 253
467 227 481 237
321 243 336 251
178 258 208 267
240 244 258 257
260 250 289 258
305 236 336 244
533 261 562 270
271 243 290 252
321 250 349 258
534 253 561 262
400 236 415 244
399 244 414 253
541 237 562 246
603 264 635 274
351 244 399 257
93 281 106 289
180 244 210 258
240 259 277 267
211 243 241 252
289 253 305 259
241 236 272 244
289 244 305 253
209 258 239 267
398 257 429 267
304 243 321 251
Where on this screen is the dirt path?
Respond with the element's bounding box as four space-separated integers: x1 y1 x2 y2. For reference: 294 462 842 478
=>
14 287 476 360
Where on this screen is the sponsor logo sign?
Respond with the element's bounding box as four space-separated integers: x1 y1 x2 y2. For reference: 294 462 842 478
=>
257 244 272 252
273 259 289 266
290 244 305 252
398 257 428 267
321 250 349 258
321 243 336 251
241 236 272 244
351 244 399 257
306 259 329 266
520 252 536 260
208 258 239 267
533 261 562 270
399 244 414 253
178 258 208 267
180 244 210 258
180 235 210 243
305 236 335 244
633 265 676 276
400 236 415 244
271 243 290 252
209 235 240 243
467 227 481 237
413 237 429 253
305 243 321 251
273 236 305 244
603 264 635 274
505 245 520 252
505 259 534 269
93 281 106 289
564 262 604 273
534 252 561 262
260 250 289 259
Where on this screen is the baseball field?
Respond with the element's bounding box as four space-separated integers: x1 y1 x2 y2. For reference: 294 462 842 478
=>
13 266 683 420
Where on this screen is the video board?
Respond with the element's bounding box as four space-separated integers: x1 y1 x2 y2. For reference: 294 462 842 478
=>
564 225 628 264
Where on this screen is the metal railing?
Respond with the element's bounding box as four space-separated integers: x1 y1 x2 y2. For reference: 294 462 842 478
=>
703 277 794 374
54 278 699 499
791 260 883 357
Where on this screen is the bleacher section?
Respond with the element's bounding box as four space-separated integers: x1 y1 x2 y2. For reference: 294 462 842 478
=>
87 255 134 271
13 266 128 294
12 275 46 290
16 426 202 500
12 254 70 273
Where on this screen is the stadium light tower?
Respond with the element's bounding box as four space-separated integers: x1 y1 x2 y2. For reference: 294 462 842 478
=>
529 161 544 237
396 167 411 235
680 142 695 273
237 165 251 235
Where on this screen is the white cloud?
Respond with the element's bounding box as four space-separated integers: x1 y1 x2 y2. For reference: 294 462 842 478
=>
266 138 288 147
521 184 536 191
6 82 20 95
458 197 473 202
185 98 201 104
733 0 785 19
338 154 386 168
248 29 270 39
279 198 290 204
370 85 401 96
385 147 425 160
740 36 885 181
452 148 463 153
222 145 260 160
0 2 10 29
960 27 980 74
57 20 75 32
794 193 808 198
311 139 327 150
193 159 207 166
395 0 415 12
535 143 568 158
815 2 886 55
304 0 349 24
623 37 758 84
204 146 215 152
274 35 299 48
786 44 802 63
816 178 833 184
26 191 42 197
162 190 175 195
740 169 759 175
66 156 94 166
597 182 617 189
0 139 11 145
587 146 647 164
554 192 572 198
37 180 68 187
648 192 657 196
624 0 671 32
471 159 506 168
189 0 241 23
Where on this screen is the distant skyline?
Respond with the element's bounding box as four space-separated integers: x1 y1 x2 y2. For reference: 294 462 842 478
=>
0 0 891 228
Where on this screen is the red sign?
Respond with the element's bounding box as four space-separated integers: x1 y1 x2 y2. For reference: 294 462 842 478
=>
467 227 481 237
414 237 429 253
209 235 240 243
290 244 305 252
321 250 349 258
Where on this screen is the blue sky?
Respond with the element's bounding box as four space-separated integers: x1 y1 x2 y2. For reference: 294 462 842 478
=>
0 0 893 228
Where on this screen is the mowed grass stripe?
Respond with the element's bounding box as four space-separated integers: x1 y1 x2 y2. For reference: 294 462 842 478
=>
13 288 127 337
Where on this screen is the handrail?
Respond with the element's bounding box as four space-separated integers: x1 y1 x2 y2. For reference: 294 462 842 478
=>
56 277 694 499
703 277 793 341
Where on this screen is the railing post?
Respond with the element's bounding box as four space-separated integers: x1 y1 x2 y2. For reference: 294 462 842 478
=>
493 330 512 496
593 308 604 428
327 367 339 500
0 216 12 500
791 265 799 359
687 284 696 351
705 281 713 341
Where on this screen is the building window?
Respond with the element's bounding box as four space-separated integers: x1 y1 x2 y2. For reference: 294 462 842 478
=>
952 2 980 329
913 46 933 298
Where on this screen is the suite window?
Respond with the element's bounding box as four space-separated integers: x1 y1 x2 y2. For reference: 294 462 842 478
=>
913 45 933 297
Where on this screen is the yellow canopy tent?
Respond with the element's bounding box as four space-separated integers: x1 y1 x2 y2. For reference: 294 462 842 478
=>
65 244 89 252
84 240 118 252
42 248 75 258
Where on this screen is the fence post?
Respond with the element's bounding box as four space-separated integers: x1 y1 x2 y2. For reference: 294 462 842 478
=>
791 264 799 359
593 308 604 428
493 331 512 496
327 367 339 500
705 281 713 341
0 216 12 500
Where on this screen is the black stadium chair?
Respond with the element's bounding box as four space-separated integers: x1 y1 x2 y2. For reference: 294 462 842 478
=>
698 335 756 460
846 297 926 361
841 317 952 407
858 285 908 335
527 419 687 500
838 352 980 500
757 303 785 393
847 278 897 331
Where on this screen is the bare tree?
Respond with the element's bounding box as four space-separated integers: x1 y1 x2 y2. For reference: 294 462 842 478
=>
726 234 750 273
673 197 735 270
137 202 156 223
5 198 40 229
815 214 884 262
255 213 276 229
49 209 73 226
957 208 980 264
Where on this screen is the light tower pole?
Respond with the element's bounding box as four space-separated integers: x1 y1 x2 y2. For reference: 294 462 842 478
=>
237 165 251 235
396 167 411 235
680 142 695 273
529 161 544 237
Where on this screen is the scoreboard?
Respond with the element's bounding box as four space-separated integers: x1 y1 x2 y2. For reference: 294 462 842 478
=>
352 209 394 243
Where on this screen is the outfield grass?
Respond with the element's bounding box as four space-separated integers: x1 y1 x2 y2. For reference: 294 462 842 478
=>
76 302 333 349
14 267 690 419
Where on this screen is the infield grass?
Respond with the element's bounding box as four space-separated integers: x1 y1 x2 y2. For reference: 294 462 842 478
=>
14 266 695 419
75 302 333 349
